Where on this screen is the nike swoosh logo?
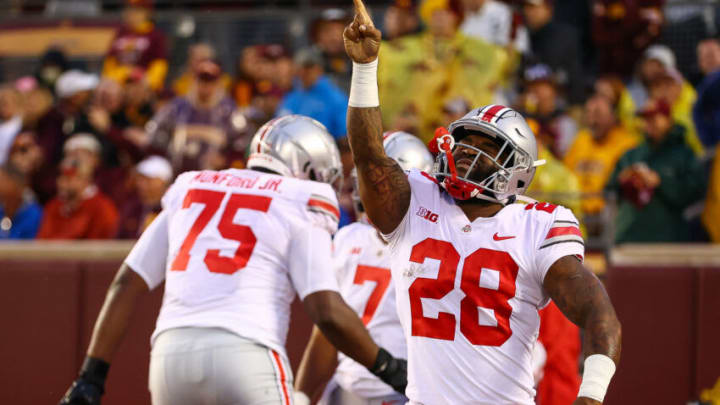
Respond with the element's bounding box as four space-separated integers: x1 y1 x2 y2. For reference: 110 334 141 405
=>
493 233 515 241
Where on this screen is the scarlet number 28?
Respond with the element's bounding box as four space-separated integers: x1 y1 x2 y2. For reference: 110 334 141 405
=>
408 238 519 346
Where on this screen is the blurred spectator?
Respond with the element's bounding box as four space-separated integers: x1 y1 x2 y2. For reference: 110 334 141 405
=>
0 86 24 165
517 63 577 158
384 0 421 41
460 0 529 52
19 87 53 130
695 37 720 243
34 70 99 202
124 72 155 126
310 9 352 93
117 155 171 239
379 0 508 142
564 94 638 217
526 141 583 219
693 36 720 149
277 48 348 140
37 135 119 239
102 0 167 91
704 153 720 244
0 163 42 240
522 0 583 104
233 45 289 108
172 43 232 97
35 48 69 95
592 0 664 79
606 98 706 243
646 69 703 156
147 59 249 172
248 81 285 127
7 132 43 178
87 79 149 204
594 74 638 134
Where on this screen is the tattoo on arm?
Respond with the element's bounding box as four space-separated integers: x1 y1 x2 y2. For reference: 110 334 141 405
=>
544 256 622 365
347 106 410 234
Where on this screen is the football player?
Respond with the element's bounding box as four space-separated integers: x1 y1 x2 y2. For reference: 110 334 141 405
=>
59 115 406 405
342 1 622 404
294 131 434 405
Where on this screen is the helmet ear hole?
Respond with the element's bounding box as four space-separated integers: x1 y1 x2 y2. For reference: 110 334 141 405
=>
308 168 317 181
517 180 525 189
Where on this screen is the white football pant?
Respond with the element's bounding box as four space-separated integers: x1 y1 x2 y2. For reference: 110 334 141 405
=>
149 327 294 405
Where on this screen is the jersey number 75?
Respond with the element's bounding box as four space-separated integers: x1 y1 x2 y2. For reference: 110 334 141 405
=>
170 189 272 275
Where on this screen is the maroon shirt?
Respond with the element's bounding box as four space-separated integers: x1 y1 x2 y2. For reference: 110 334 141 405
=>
107 25 167 68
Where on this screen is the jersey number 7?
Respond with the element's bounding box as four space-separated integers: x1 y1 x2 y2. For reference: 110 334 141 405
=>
170 189 272 275
409 238 519 346
353 265 391 325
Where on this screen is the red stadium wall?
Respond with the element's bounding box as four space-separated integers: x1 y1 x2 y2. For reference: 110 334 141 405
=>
0 242 313 405
0 243 718 404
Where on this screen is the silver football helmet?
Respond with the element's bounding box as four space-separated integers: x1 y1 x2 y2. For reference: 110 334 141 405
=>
432 105 546 204
247 115 343 192
352 131 434 215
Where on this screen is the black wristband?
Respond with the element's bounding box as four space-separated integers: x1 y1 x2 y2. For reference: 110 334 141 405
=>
370 347 392 374
79 357 110 389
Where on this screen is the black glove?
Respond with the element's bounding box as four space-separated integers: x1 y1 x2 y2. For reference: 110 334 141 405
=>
59 357 109 405
369 347 407 394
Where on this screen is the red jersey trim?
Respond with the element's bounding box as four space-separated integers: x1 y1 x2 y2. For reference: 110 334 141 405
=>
308 198 340 222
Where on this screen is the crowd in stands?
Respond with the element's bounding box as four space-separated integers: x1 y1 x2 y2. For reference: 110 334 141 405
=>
0 0 719 246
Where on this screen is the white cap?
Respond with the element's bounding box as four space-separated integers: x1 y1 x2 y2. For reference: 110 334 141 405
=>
644 44 676 70
55 70 99 98
136 155 173 182
64 133 101 154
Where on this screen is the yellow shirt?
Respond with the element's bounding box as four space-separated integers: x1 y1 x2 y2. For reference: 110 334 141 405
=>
378 32 509 142
674 81 704 156
702 145 720 243
528 146 583 219
563 126 639 214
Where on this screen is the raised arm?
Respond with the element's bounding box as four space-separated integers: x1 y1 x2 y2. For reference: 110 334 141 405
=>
344 0 410 234
544 256 622 405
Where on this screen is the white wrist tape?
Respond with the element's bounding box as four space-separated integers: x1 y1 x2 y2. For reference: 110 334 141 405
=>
577 354 616 402
349 59 379 108
293 391 310 405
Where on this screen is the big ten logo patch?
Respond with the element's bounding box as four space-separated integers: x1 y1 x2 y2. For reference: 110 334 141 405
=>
416 207 439 223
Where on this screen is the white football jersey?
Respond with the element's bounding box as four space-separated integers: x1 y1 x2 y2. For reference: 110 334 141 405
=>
332 220 407 398
125 169 341 358
383 170 584 405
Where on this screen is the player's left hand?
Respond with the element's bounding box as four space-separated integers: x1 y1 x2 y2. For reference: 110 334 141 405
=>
369 348 407 394
573 397 602 405
58 378 103 405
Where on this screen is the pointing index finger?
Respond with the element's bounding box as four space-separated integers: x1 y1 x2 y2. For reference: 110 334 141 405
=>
353 0 375 27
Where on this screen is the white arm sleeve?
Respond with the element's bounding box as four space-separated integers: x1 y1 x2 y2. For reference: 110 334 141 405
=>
124 210 169 290
288 225 340 300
